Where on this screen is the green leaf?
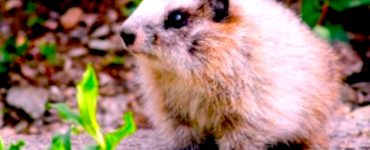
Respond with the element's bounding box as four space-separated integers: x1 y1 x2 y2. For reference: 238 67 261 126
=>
8 141 26 150
84 145 100 150
39 42 57 64
49 129 72 150
52 103 82 126
27 16 45 27
313 25 331 40
77 64 105 149
301 0 323 28
325 23 349 42
26 2 37 14
104 112 137 150
330 0 370 11
121 0 142 16
0 136 4 150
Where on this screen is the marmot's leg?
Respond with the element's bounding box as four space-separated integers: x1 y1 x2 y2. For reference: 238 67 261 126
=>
217 131 265 150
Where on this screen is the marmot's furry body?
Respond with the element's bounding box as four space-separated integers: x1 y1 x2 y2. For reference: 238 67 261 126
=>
120 0 340 149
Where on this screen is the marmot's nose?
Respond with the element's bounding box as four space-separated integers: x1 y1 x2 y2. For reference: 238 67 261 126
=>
120 29 136 47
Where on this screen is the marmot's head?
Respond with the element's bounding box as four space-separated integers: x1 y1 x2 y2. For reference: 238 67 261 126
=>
121 0 253 77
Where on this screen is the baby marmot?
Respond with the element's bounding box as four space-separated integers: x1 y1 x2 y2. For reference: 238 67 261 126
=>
120 0 340 149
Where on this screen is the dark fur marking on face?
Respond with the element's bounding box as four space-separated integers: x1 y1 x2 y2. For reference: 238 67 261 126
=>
210 0 229 22
189 40 199 55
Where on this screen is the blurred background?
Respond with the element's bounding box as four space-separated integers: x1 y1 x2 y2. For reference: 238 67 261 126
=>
0 0 369 137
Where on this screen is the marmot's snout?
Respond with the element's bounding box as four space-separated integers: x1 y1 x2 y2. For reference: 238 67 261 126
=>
120 29 136 48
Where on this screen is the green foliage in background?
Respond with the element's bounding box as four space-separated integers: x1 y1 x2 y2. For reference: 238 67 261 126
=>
121 0 142 16
0 137 26 150
0 136 4 150
52 64 136 150
0 37 29 73
39 41 58 65
49 129 72 150
25 2 45 27
7 141 25 150
301 0 370 42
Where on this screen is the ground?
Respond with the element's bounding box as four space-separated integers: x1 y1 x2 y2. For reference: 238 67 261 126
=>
0 0 370 149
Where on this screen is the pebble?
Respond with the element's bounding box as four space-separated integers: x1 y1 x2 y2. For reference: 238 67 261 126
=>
91 25 110 38
6 86 48 119
60 7 84 30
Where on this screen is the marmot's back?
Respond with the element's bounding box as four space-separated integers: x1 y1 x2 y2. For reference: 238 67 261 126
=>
120 0 340 149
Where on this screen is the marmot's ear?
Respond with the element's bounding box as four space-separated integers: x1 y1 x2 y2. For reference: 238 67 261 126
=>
210 0 229 22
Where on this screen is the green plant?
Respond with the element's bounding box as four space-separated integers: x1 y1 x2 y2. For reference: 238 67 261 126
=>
0 137 26 150
52 64 136 150
8 141 25 150
0 136 4 150
0 37 29 73
39 41 57 64
121 0 142 16
49 129 72 150
301 0 370 42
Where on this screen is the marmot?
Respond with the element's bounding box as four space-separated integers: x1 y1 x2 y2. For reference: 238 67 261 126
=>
120 0 340 149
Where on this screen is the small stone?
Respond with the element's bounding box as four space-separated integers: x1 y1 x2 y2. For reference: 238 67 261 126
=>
99 73 114 86
6 86 48 119
21 64 37 79
83 14 98 27
68 47 88 57
88 39 115 51
0 127 16 136
49 86 64 102
43 20 58 30
107 9 118 23
60 7 84 30
91 25 110 38
5 0 22 11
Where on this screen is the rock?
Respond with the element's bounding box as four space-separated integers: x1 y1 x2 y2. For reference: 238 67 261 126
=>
68 47 88 57
91 25 110 38
82 14 98 27
5 0 22 11
21 64 37 79
0 22 11 39
99 73 114 86
352 82 370 105
88 39 116 51
60 7 84 30
43 20 58 30
6 86 48 119
0 127 16 136
49 86 64 102
107 9 119 23
333 42 363 77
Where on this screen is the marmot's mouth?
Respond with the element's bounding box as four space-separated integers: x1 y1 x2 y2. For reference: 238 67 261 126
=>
130 51 157 60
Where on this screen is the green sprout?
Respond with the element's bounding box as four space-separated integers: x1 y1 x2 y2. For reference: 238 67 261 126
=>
8 141 25 150
52 64 136 150
0 136 4 150
0 137 26 150
39 41 57 64
49 129 72 150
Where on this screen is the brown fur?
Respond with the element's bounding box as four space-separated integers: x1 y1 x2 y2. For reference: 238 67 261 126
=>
121 0 341 149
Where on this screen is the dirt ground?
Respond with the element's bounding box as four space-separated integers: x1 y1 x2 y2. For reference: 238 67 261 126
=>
1 0 370 149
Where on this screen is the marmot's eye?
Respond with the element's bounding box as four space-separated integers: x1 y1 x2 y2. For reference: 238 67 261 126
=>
164 10 189 29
